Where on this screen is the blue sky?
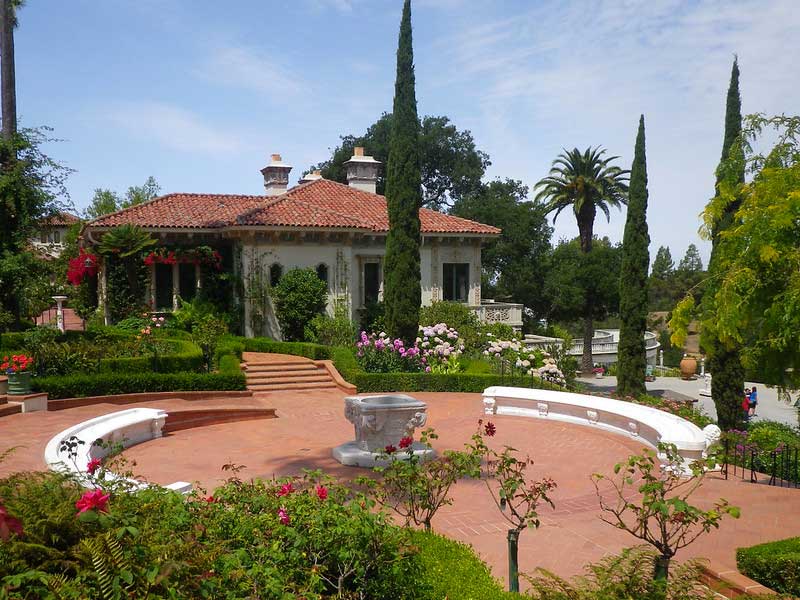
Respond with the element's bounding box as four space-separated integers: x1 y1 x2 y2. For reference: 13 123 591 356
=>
16 0 800 263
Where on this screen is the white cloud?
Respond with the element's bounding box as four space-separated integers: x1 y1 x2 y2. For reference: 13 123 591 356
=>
424 0 800 260
103 101 247 154
198 44 307 99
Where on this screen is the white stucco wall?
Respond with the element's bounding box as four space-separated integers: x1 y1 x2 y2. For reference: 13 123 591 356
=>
239 236 483 339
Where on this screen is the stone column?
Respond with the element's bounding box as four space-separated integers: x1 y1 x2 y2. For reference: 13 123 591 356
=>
98 257 110 326
172 263 180 310
52 295 67 333
148 264 156 309
195 263 202 292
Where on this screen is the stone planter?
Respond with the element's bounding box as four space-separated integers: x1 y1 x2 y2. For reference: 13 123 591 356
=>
594 372 604 379
680 356 697 380
333 394 436 467
7 371 32 395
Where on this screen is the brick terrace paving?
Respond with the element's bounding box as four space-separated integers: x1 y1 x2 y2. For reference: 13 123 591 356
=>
1 390 799 585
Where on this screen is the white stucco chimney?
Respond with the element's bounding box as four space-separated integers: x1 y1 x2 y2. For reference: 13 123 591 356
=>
261 153 292 196
298 169 323 185
344 147 380 194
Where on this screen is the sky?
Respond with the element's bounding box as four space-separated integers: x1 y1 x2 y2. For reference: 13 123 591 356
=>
15 0 800 263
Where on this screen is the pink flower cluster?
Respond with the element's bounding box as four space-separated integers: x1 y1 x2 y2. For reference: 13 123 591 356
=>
75 489 110 515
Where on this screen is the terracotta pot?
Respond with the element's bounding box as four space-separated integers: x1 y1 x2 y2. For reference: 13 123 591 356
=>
679 356 697 380
7 371 32 395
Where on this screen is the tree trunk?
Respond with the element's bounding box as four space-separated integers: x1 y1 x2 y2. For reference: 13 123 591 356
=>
1 0 16 140
577 208 595 373
654 555 670 580
582 309 594 374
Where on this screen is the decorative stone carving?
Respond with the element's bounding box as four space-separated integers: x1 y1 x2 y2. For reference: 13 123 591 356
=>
587 410 598 424
628 421 639 437
483 396 497 415
702 424 721 448
537 402 548 416
334 395 436 467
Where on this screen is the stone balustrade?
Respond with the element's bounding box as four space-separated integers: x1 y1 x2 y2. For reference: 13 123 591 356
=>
44 408 192 493
482 386 720 471
471 300 524 330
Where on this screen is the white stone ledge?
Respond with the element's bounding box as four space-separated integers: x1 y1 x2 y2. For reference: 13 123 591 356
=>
44 408 192 494
482 386 720 470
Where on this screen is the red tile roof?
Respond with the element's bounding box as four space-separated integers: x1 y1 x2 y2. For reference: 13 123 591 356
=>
88 179 500 236
39 211 81 226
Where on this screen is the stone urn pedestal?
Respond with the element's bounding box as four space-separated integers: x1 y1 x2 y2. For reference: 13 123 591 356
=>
333 394 436 468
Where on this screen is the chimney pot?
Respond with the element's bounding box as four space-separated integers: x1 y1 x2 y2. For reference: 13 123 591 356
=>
261 153 292 196
344 148 380 194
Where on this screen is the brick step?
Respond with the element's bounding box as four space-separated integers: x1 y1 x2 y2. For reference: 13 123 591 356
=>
243 359 315 368
243 363 319 373
164 408 277 433
245 374 332 385
0 394 6 405
0 402 21 417
247 381 339 392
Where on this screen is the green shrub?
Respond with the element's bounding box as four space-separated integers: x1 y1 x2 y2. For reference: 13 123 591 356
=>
96 338 204 374
305 300 356 346
0 470 428 599
0 331 26 349
32 371 245 399
737 537 800 596
349 370 561 394
272 268 328 341
218 354 242 375
241 337 332 360
420 301 481 349
411 530 519 599
479 322 517 343
746 421 800 452
358 301 386 334
192 314 229 372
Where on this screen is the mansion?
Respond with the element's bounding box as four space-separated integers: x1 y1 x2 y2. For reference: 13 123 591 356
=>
85 148 522 338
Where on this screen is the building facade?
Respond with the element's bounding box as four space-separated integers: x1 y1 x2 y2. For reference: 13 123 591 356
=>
85 149 522 338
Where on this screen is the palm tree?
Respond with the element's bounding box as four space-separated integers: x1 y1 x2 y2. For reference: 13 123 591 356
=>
535 147 629 373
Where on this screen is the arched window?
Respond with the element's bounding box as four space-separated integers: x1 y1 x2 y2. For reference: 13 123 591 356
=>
269 263 283 287
316 263 329 286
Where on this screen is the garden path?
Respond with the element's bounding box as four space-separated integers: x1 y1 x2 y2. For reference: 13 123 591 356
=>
1 389 798 587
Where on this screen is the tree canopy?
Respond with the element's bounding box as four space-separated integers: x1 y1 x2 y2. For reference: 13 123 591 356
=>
544 237 622 327
85 176 160 220
684 114 800 389
651 246 674 279
677 244 703 273
309 113 488 211
451 179 553 322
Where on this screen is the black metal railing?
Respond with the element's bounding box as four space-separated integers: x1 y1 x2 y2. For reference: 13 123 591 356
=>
721 438 800 489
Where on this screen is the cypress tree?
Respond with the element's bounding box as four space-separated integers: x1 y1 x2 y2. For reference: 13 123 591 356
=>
383 0 422 344
617 115 651 397
705 57 745 430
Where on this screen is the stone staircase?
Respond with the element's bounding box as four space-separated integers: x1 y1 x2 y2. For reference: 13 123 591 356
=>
242 352 347 393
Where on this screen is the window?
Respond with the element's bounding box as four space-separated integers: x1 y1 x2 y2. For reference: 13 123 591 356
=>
270 263 283 287
39 231 48 243
178 263 197 301
363 262 381 305
443 263 469 302
155 264 173 310
52 230 61 244
316 263 329 286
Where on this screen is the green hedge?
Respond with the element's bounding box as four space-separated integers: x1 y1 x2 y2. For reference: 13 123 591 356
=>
242 338 332 360
348 371 561 394
218 354 242 376
32 371 246 399
0 332 26 349
97 339 204 374
411 530 519 599
737 537 800 595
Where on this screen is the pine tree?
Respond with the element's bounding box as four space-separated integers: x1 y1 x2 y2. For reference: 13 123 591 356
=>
705 57 745 430
650 246 673 279
617 116 651 397
677 244 703 272
383 0 422 344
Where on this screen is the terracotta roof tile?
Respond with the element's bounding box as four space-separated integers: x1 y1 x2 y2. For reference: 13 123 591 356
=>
39 212 81 226
86 180 500 236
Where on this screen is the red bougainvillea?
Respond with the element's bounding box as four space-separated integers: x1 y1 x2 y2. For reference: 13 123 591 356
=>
143 247 222 270
67 249 99 286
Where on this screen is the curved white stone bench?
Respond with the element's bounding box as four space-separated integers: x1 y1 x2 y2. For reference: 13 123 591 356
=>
482 386 720 471
44 408 191 494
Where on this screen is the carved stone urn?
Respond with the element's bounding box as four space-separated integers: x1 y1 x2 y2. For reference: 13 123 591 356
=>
333 394 436 467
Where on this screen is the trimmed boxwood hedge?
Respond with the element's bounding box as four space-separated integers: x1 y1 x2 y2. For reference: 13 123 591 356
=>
411 530 520 599
97 339 204 374
32 371 246 400
737 537 800 595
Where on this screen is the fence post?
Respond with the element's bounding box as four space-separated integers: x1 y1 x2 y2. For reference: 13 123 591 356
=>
722 438 729 480
750 450 757 483
769 451 776 487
